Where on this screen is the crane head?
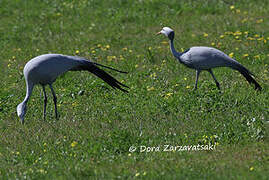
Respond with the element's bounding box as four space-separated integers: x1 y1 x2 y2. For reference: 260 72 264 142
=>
157 27 175 40
17 102 27 124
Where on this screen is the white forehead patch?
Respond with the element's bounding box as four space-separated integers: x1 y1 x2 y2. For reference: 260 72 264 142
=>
162 27 174 33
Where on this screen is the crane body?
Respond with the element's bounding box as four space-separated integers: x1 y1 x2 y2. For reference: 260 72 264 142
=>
157 27 262 90
17 54 128 124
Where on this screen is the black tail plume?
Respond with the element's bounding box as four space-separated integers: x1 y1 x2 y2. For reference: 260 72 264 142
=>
79 61 129 93
92 62 128 74
234 65 262 91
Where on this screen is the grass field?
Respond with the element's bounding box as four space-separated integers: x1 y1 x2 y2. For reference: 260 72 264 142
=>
0 0 268 179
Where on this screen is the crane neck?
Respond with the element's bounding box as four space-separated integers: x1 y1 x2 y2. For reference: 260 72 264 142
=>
19 81 34 113
23 81 33 103
169 39 182 60
17 81 34 123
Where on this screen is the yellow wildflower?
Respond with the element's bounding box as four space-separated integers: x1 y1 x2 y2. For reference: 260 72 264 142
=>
243 54 249 58
229 52 234 58
250 167 254 171
241 18 248 23
230 5 235 10
234 31 242 36
254 55 260 59
135 173 140 177
225 31 233 35
105 45 110 49
219 35 225 38
203 33 208 37
75 50 80 54
107 55 116 61
161 41 169 45
119 55 124 60
165 92 173 99
150 72 156 78
186 85 191 89
256 19 263 23
122 47 128 51
147 86 155 91
71 141 78 147
38 169 46 174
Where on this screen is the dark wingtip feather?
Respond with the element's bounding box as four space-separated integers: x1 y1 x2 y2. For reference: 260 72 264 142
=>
253 83 261 91
239 69 262 91
232 62 262 91
79 61 129 93
93 62 128 74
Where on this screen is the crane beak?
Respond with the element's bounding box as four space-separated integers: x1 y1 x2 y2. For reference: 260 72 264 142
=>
156 31 161 35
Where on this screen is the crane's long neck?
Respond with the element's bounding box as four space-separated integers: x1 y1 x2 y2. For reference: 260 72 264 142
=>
169 38 183 62
22 81 33 104
17 81 34 123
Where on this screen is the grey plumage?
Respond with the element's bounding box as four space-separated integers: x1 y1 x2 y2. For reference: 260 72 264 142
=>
17 54 128 124
157 27 262 91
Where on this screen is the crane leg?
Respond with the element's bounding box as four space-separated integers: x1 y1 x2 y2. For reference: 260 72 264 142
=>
42 86 47 120
194 70 201 90
208 69 220 90
49 84 58 119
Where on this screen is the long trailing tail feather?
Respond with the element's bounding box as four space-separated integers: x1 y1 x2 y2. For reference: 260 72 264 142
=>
78 60 129 93
239 69 262 91
92 62 128 74
232 63 262 91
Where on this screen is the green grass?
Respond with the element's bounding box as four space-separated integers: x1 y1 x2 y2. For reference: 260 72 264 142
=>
0 0 268 179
